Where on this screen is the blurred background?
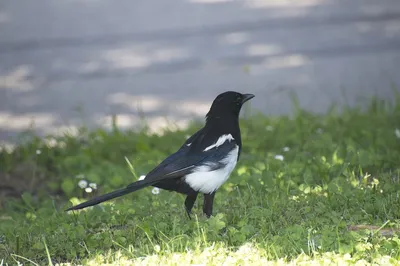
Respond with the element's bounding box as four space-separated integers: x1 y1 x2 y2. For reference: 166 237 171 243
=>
1 0 400 143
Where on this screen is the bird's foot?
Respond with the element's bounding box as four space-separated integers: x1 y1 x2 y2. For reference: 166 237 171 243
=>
185 208 193 220
202 212 212 219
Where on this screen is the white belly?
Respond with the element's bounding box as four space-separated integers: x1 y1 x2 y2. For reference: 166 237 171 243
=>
184 145 239 194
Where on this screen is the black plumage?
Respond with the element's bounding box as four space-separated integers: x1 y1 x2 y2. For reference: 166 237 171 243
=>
66 91 254 217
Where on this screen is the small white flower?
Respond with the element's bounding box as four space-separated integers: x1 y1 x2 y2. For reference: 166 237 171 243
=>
78 180 88 189
274 155 284 161
283 147 290 152
266 125 274 131
395 128 400 139
152 187 160 195
85 187 93 193
36 149 41 155
47 138 57 147
89 183 97 189
139 175 146 181
316 128 323 134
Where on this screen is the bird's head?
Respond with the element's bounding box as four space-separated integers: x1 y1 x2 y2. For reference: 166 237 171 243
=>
206 91 255 120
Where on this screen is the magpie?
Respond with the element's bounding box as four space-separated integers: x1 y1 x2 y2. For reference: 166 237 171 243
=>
66 91 254 218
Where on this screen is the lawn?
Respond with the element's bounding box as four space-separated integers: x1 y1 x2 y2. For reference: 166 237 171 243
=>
1 96 400 265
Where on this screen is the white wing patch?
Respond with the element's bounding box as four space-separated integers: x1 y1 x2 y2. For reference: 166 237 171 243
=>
185 145 239 194
203 134 235 152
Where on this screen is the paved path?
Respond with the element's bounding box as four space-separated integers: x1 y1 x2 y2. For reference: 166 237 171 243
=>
1 0 400 143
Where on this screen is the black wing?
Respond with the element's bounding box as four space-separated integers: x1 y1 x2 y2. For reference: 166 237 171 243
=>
138 128 204 183
140 132 238 185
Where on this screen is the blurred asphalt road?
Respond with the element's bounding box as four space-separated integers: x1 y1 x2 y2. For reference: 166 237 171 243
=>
1 0 400 143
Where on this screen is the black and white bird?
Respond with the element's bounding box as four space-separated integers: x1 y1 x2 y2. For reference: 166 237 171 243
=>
66 91 254 218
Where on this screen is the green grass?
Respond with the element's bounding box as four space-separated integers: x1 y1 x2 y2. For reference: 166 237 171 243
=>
1 97 400 265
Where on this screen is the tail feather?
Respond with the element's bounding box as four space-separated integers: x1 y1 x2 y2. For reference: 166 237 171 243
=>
66 180 151 211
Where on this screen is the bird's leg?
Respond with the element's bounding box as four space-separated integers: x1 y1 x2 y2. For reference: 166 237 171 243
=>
203 192 216 218
184 193 198 219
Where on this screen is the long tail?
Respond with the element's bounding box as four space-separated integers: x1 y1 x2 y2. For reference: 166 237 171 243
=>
66 180 152 211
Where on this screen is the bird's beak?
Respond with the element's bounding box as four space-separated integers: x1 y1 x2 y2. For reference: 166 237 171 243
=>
242 93 255 103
